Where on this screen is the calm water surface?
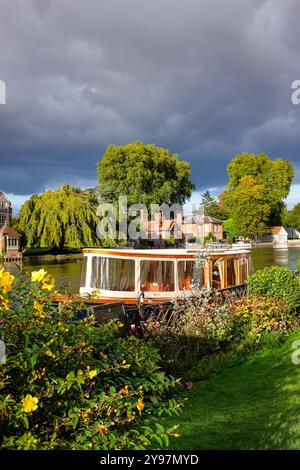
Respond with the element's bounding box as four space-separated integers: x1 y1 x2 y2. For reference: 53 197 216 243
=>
252 247 300 272
6 246 300 293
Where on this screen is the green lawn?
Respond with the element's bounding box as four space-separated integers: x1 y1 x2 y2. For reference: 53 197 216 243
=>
166 329 300 450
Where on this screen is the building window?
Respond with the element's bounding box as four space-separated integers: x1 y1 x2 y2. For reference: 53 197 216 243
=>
140 260 174 292
0 214 7 225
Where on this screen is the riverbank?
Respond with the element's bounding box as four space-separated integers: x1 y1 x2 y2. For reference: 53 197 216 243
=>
289 240 300 247
22 247 83 262
26 253 83 262
255 240 300 247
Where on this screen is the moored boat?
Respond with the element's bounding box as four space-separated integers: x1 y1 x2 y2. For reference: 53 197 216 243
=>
232 238 253 250
79 247 253 305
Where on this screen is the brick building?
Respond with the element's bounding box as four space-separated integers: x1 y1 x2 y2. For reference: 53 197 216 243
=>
139 209 223 247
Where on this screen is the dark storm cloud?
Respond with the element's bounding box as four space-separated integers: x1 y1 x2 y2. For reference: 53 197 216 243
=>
0 0 300 196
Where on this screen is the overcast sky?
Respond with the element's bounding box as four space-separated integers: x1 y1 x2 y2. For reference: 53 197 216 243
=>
0 0 300 212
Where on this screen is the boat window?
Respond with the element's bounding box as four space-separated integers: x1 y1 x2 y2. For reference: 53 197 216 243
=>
178 261 204 290
91 257 135 291
140 260 174 292
226 258 236 287
240 256 247 283
249 257 254 276
80 256 88 288
212 259 223 289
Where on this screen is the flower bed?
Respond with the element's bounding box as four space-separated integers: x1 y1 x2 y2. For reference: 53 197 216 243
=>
144 287 299 379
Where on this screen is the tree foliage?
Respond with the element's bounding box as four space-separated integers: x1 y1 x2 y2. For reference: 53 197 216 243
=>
221 152 294 237
16 185 100 249
223 219 238 241
227 153 294 201
222 176 271 238
200 190 228 220
285 203 300 231
97 141 194 208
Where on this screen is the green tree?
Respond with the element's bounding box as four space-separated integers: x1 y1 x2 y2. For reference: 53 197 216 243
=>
16 185 100 249
200 190 228 220
223 218 238 241
285 203 300 230
225 152 294 227
97 141 194 208
223 176 271 238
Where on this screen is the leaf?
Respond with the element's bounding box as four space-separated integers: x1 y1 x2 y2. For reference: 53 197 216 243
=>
22 415 29 430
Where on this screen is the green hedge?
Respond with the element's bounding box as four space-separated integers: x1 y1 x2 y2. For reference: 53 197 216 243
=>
248 266 300 311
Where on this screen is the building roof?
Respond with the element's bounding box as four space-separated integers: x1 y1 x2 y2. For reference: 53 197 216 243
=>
0 224 20 237
271 226 287 235
184 215 223 225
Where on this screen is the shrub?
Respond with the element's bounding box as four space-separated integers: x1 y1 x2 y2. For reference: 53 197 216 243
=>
204 233 216 243
248 266 300 311
0 269 182 450
144 288 297 378
165 236 176 248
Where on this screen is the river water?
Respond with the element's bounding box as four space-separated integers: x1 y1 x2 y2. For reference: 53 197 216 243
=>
251 247 300 272
5 246 300 294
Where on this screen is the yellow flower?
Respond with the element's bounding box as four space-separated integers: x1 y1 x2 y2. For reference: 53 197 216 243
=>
0 269 14 294
31 269 55 291
33 300 44 315
87 369 98 379
97 424 107 436
41 273 55 291
22 394 39 413
91 289 101 297
31 269 47 283
137 398 144 415
0 295 9 311
44 350 56 359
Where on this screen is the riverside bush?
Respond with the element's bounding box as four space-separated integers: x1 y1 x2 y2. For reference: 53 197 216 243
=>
248 266 300 311
144 288 298 378
0 269 182 450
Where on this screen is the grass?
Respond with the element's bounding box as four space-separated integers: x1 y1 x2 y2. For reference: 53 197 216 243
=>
165 328 300 450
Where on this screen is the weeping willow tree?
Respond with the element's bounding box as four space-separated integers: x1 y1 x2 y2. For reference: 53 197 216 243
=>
16 185 100 249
